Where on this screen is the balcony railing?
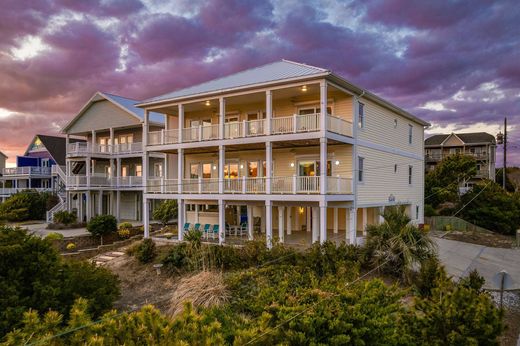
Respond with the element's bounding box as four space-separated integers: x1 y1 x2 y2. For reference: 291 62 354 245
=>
67 142 144 156
2 166 51 175
146 176 352 195
147 114 353 146
66 175 144 189
426 152 489 161
0 187 52 196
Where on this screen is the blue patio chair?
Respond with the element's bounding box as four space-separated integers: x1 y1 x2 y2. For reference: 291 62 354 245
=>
211 224 219 239
193 223 201 232
183 223 190 233
203 224 211 239
240 222 247 237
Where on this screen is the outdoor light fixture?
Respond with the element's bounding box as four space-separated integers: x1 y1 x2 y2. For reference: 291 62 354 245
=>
240 164 244 169
290 162 295 167
301 85 307 92
335 160 340 166
213 165 217 170
299 207 304 214
205 100 211 106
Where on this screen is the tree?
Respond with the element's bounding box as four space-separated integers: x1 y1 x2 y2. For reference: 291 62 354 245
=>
86 215 117 244
0 190 51 221
0 226 120 336
365 205 436 281
458 181 520 235
425 154 477 208
152 200 178 226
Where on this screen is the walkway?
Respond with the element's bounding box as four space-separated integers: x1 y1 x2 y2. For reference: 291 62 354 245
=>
434 237 520 290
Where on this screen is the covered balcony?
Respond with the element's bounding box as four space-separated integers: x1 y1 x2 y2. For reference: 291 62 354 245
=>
2 166 51 176
66 174 143 189
146 81 353 147
67 142 144 157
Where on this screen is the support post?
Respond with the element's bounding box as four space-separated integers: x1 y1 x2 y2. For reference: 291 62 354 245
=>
86 158 91 187
91 130 96 153
278 206 285 243
320 201 327 244
86 191 91 221
266 90 272 136
143 198 150 238
349 208 357 244
333 207 338 233
312 206 319 243
116 190 121 220
287 206 292 235
110 127 115 153
320 80 328 132
97 191 103 216
265 200 272 249
195 204 200 223
178 149 184 193
362 208 368 235
178 104 184 142
266 142 272 194
178 198 184 241
219 97 225 140
218 199 225 244
306 207 311 232
247 205 253 240
320 137 327 194
219 145 225 194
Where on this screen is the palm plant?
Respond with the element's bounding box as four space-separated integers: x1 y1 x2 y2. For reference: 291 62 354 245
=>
365 205 436 282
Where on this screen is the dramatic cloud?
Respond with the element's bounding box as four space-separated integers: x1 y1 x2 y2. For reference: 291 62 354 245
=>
0 0 518 165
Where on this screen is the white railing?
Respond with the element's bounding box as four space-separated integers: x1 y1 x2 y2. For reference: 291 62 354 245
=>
147 178 178 193
46 199 67 223
224 178 242 193
113 142 143 154
0 187 52 196
51 165 66 181
296 176 320 193
224 122 243 139
201 124 219 141
68 142 89 155
200 178 219 193
182 127 200 142
245 119 266 136
66 175 88 187
148 131 163 146
3 166 51 175
245 177 266 193
271 176 293 194
116 176 143 187
327 176 353 194
271 116 295 134
327 115 353 137
296 113 320 132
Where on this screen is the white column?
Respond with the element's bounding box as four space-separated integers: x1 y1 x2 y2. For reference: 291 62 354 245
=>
110 159 115 180
295 207 300 231
78 193 84 222
278 206 285 243
320 137 327 194
86 191 91 221
265 200 272 249
265 90 272 136
261 207 266 233
349 208 357 245
178 104 184 142
287 206 292 235
143 152 149 193
195 204 200 223
320 80 328 132
319 201 327 244
98 191 103 216
247 205 253 240
312 206 319 243
266 142 272 194
362 207 368 235
91 130 96 152
218 145 225 194
177 149 184 193
143 110 149 147
378 206 385 224
333 207 338 234
143 198 150 237
110 127 115 153
65 134 70 155
219 97 225 140
306 207 311 232
178 198 184 241
218 199 225 244
116 190 121 220
86 158 91 187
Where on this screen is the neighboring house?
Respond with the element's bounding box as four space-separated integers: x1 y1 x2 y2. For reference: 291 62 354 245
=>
61 92 165 223
0 135 83 203
425 132 496 187
0 151 7 194
138 60 429 246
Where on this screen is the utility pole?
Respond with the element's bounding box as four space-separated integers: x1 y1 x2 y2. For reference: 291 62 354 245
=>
497 117 507 189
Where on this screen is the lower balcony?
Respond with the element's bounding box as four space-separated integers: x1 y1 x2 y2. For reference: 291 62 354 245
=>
0 187 53 196
146 176 352 195
66 175 143 189
2 166 51 176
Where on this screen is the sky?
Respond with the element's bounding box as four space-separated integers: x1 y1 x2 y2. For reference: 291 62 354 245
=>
0 0 518 166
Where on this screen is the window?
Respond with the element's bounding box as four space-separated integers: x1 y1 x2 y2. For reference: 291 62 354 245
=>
190 163 199 179
121 165 128 177
224 162 239 179
298 106 332 115
202 163 212 178
408 165 413 185
394 164 397 173
135 165 142 177
358 102 365 128
358 157 364 182
408 124 413 144
394 119 398 128
248 161 258 177
416 205 420 219
154 163 163 177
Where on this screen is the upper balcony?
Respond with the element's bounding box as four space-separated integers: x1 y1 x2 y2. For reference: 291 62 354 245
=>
148 113 352 146
425 151 489 162
144 81 354 149
67 142 144 157
66 174 143 190
2 166 51 176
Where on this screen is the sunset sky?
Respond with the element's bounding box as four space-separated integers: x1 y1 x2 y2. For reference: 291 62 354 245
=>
0 0 518 166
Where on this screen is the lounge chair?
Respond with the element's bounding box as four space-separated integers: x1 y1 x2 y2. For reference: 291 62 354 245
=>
239 222 247 237
203 224 211 239
211 224 219 239
183 223 190 233
193 223 201 232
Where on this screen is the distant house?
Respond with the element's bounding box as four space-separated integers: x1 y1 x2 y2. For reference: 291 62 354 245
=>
0 151 7 191
0 135 85 203
425 132 496 186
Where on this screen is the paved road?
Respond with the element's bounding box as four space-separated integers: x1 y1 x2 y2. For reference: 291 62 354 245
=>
21 222 90 237
434 237 520 290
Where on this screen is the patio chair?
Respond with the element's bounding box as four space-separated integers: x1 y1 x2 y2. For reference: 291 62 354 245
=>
239 222 247 237
183 223 191 234
211 224 219 239
203 224 211 239
225 222 232 236
193 223 201 232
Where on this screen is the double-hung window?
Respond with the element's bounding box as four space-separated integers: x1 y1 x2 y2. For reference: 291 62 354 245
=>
408 165 413 185
358 157 365 182
408 124 413 144
358 102 365 128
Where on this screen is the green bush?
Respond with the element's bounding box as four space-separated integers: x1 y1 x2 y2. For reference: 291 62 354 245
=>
118 222 133 230
135 238 156 264
0 226 120 336
0 190 50 221
52 210 76 225
424 204 437 217
44 232 64 241
152 200 177 226
86 215 117 243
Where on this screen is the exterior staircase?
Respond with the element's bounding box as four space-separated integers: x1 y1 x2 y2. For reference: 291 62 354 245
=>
47 165 68 223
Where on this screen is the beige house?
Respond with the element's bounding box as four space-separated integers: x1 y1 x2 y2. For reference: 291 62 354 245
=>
138 60 429 247
61 92 165 222
0 151 7 195
425 132 496 187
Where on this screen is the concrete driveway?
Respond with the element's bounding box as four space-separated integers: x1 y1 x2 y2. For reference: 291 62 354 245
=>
19 222 90 238
434 237 520 290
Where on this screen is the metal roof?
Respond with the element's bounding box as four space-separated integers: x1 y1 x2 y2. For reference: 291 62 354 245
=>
141 60 328 104
425 132 496 146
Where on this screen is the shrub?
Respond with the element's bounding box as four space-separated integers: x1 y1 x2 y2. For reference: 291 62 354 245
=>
152 200 177 226
44 232 64 241
66 242 76 251
135 238 156 264
117 228 130 239
87 215 117 244
184 228 203 245
0 190 49 221
118 222 133 230
53 210 76 225
0 226 120 335
424 204 437 217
